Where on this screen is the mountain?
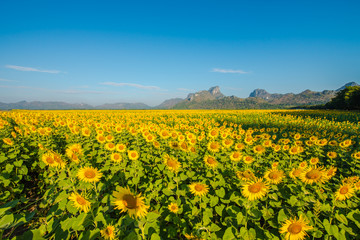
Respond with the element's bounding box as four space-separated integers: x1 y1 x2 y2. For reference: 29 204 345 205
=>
0 101 150 110
0 101 93 110
154 98 183 109
336 82 359 91
1 82 358 110
95 102 151 110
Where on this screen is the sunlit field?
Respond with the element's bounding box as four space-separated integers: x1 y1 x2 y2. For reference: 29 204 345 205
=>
1 110 360 240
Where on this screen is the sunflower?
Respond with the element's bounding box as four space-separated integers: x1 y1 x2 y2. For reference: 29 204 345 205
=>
279 215 313 240
354 181 360 191
208 129 219 139
42 152 58 167
222 139 234 148
66 144 83 163
106 135 114 142
53 152 66 169
128 150 139 161
236 170 255 181
189 183 209 197
81 127 91 137
253 145 265 154
96 135 106 144
100 225 116 240
327 151 337 159
204 155 218 168
111 153 122 163
168 203 179 213
299 167 325 185
68 192 91 213
323 166 337 180
169 141 180 150
163 155 181 172
352 151 360 160
230 151 242 162
207 141 220 153
309 157 319 165
264 168 285 184
105 142 116 151
241 178 269 201
235 143 245 150
2 138 13 146
298 161 307 169
289 168 303 179
77 167 103 183
113 187 149 219
335 184 355 201
243 155 254 164
289 146 301 155
273 144 282 152
116 143 126 152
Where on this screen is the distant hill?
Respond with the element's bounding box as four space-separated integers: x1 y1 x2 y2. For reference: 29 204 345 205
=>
336 82 359 91
0 101 93 110
249 89 336 106
154 98 183 109
172 82 358 109
0 82 358 110
0 101 150 110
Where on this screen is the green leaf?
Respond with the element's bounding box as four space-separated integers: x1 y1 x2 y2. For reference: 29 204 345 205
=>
277 209 287 223
215 187 226 198
210 223 222 232
223 227 235 240
79 229 100 240
335 213 348 225
14 160 23 167
210 196 219 207
0 214 14 229
215 205 225 216
0 200 19 216
146 212 160 223
150 233 161 240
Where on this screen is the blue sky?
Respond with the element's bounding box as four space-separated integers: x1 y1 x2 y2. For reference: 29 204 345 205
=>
1 0 359 106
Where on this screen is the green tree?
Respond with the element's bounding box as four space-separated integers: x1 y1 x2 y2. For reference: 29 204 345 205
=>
326 86 360 110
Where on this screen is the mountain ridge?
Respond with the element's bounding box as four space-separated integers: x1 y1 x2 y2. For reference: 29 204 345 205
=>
0 82 358 110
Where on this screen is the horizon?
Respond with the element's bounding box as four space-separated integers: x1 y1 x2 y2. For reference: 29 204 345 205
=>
1 0 360 106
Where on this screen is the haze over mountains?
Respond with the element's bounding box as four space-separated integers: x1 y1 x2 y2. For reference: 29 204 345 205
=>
0 82 358 110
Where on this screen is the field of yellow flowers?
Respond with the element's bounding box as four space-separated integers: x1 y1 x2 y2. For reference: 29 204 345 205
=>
0 110 360 240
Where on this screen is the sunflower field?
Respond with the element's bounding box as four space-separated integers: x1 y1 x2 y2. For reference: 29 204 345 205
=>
0 110 360 240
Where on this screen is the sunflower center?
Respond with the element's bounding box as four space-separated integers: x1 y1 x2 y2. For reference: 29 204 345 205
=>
114 154 120 160
84 170 95 179
243 171 252 178
123 194 137 209
340 186 349 194
105 227 113 235
210 143 217 149
131 153 137 158
167 159 177 168
46 156 54 164
76 196 87 206
248 183 262 193
293 169 302 176
207 157 216 164
268 171 280 179
195 184 204 192
288 223 302 234
233 152 240 158
305 169 320 179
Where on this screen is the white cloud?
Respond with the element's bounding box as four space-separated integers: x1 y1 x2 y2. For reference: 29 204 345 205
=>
212 68 249 74
0 78 17 82
101 82 161 90
5 65 61 74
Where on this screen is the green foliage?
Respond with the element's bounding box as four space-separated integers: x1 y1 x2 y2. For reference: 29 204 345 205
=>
326 86 360 110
